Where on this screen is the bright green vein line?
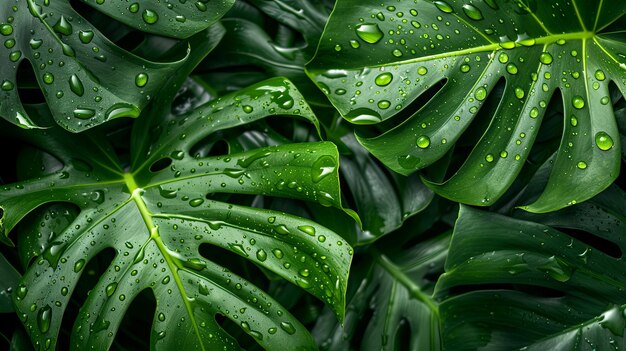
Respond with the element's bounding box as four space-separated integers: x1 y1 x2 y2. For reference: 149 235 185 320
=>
350 31 594 69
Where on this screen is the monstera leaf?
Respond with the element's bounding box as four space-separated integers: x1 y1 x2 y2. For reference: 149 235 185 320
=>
0 0 234 131
436 185 626 350
0 77 354 350
199 0 332 105
307 0 624 212
313 233 449 351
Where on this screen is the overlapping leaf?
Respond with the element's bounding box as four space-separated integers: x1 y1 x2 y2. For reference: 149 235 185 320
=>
312 233 449 351
307 0 624 212
0 77 355 350
436 185 626 350
0 0 233 131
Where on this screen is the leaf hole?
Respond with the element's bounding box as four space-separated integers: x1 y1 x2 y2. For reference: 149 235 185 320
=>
553 226 622 259
16 59 46 105
394 318 412 350
190 137 230 159
350 306 375 350
112 288 156 350
149 157 173 173
57 247 116 349
214 313 259 349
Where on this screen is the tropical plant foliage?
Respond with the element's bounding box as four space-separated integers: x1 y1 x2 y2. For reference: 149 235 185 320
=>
0 0 625 350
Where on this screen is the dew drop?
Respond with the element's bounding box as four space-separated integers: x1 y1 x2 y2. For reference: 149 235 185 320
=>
355 23 383 44
375 72 393 86
142 9 159 24
69 74 84 96
539 52 553 65
37 305 52 333
434 1 453 13
572 96 585 109
595 132 614 151
462 4 483 20
416 135 430 149
135 73 148 87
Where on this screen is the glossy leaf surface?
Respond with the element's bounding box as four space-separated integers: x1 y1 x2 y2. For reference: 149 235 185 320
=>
0 0 233 131
307 0 624 211
437 186 626 350
313 233 449 351
1 78 353 350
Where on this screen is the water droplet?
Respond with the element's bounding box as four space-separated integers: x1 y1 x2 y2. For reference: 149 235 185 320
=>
129 3 139 13
570 116 578 126
189 198 204 207
53 16 72 36
498 52 509 63
485 154 494 162
577 161 587 169
280 321 296 335
73 108 95 119
37 305 52 333
416 135 430 149
601 96 610 105
311 155 335 183
462 4 483 20
74 259 85 272
272 249 284 259
242 105 253 113
0 24 13 36
355 23 383 44
417 66 428 75
572 96 585 109
135 73 148 87
105 282 117 297
1 80 14 91
142 9 159 24
530 107 539 118
297 225 316 236
375 72 393 86
460 64 471 73
475 87 487 101
595 70 606 81
506 63 518 75
185 258 206 271
43 72 54 84
229 243 248 257
434 1 453 13
378 100 391 109
78 30 94 44
595 132 614 151
69 74 84 96
256 249 267 261
539 52 553 65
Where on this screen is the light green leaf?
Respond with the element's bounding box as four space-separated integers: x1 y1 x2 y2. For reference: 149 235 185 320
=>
1 78 354 350
306 0 624 212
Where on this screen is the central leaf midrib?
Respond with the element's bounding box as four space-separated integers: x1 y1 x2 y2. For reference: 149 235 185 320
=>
314 31 595 71
123 173 206 351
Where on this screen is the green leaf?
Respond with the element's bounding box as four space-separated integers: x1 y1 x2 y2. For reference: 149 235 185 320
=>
1 78 354 350
0 0 232 132
0 252 20 313
313 232 450 350
436 185 626 350
306 0 624 212
198 0 331 105
327 117 436 243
